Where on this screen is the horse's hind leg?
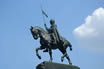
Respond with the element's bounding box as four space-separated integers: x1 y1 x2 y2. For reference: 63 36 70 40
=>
61 52 66 62
59 48 72 64
66 54 72 65
59 48 66 62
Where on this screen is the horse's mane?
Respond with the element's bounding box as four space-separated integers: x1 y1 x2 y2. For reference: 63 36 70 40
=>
33 26 47 33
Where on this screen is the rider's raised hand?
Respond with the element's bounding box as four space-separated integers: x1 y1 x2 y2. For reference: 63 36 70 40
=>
44 24 46 26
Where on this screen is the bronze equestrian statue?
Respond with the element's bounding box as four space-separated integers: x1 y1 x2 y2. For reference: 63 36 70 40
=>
30 19 72 64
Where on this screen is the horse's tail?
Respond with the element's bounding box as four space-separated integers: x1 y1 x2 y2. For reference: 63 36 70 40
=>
68 41 72 51
64 40 72 51
68 41 72 48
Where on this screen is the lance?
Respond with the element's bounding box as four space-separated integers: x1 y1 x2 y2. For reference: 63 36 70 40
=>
40 6 48 25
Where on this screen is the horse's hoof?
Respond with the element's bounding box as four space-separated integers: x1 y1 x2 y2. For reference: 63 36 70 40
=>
69 62 72 65
61 58 64 62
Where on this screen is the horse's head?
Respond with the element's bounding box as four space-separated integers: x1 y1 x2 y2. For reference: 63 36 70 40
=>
30 26 39 40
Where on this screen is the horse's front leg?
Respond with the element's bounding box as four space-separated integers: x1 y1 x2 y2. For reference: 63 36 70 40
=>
49 47 53 62
36 47 43 59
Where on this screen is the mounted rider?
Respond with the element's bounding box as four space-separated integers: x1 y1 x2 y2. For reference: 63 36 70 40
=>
44 19 61 44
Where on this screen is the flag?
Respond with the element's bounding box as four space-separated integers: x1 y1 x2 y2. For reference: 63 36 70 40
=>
41 9 48 18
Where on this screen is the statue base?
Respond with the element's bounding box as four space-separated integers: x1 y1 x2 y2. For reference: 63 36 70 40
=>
36 61 80 69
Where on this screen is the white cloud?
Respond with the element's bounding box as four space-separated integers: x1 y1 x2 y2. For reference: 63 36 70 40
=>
73 8 104 52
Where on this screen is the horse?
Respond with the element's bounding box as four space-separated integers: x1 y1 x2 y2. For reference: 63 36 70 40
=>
30 26 72 64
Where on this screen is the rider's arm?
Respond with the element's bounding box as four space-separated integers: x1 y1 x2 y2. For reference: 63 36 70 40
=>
44 24 49 31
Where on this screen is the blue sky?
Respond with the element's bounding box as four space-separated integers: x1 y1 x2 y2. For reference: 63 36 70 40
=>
0 0 104 69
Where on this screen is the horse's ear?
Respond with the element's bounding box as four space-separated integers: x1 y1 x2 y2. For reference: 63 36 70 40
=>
30 26 33 30
31 26 33 28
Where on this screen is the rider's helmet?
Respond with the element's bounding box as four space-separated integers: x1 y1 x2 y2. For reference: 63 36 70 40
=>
50 19 55 25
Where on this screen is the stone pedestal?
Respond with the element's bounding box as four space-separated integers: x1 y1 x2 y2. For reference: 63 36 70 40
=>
36 61 80 69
